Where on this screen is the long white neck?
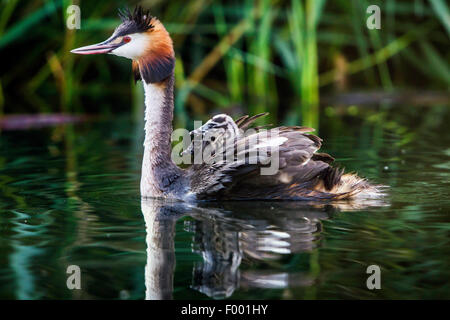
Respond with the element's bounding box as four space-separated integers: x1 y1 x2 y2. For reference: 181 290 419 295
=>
140 75 181 198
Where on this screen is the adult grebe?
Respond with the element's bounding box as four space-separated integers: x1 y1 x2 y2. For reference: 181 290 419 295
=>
71 6 382 201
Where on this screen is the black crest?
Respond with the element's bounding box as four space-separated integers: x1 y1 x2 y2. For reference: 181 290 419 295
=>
118 6 154 33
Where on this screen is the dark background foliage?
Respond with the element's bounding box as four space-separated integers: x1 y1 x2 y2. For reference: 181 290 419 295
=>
0 0 448 129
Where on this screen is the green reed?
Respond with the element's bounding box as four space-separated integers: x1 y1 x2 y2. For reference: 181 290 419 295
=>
0 0 448 128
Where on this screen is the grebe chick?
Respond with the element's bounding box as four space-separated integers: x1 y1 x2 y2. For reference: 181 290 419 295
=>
182 114 239 158
71 6 384 201
182 113 268 158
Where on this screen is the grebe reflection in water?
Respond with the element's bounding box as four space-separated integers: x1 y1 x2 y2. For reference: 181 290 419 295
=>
141 198 387 299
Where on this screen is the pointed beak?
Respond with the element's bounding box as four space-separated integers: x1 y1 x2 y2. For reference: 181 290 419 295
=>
71 39 120 55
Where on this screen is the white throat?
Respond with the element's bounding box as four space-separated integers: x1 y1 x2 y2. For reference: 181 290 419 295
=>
143 81 165 146
140 78 179 198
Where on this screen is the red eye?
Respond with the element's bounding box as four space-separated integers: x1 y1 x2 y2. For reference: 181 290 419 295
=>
123 36 131 43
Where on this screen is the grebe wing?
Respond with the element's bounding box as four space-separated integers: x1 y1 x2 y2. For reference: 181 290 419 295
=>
187 126 343 200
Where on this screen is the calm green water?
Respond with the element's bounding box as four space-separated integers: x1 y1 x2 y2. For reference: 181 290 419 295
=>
0 106 449 299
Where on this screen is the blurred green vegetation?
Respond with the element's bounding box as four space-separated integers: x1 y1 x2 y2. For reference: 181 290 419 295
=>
0 0 449 128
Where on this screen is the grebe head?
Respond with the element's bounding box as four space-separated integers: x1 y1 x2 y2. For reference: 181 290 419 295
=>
71 6 175 83
198 114 239 135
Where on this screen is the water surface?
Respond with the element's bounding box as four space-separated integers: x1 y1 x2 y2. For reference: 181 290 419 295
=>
0 106 449 299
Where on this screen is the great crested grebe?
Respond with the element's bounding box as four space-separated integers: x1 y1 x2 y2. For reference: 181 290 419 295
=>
72 6 382 201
